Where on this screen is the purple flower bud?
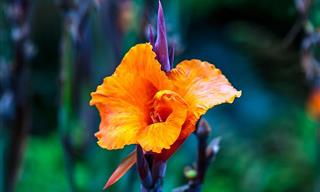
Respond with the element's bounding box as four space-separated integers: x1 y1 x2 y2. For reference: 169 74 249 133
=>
206 137 221 160
154 0 170 72
196 118 211 139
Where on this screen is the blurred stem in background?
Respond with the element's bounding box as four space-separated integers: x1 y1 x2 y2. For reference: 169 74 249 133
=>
100 0 127 68
57 0 96 190
280 0 312 50
0 3 10 191
57 0 130 191
295 0 320 191
2 0 34 191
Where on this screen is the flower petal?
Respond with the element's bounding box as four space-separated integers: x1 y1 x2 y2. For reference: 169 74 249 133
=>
168 59 241 138
138 90 188 153
93 103 143 149
90 43 172 150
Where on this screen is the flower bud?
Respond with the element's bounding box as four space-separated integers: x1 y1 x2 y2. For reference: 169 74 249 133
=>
206 137 221 160
196 118 211 139
154 1 170 72
184 166 197 180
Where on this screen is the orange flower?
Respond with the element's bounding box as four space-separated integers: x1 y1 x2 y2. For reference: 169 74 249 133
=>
90 43 241 156
307 88 320 119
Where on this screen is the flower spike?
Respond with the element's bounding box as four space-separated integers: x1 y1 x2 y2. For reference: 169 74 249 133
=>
154 0 170 72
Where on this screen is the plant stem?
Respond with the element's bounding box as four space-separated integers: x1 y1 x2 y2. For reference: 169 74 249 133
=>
137 146 166 192
173 119 220 192
5 1 32 191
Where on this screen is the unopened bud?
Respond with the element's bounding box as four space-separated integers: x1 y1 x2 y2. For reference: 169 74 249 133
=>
154 0 170 72
206 137 221 160
196 118 211 139
184 166 197 180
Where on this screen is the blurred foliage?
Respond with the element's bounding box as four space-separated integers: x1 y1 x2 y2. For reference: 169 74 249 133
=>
16 135 69 192
0 0 319 191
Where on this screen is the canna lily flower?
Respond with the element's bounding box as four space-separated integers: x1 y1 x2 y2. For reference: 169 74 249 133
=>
90 43 241 156
90 2 240 189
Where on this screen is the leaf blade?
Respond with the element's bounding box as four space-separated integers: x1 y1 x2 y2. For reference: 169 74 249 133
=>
103 150 137 190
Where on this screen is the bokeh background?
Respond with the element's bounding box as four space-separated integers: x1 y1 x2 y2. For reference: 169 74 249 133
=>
1 0 319 191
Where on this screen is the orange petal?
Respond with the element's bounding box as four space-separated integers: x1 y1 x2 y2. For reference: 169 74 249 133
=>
103 150 137 189
90 43 172 150
168 59 241 138
94 103 144 149
138 90 188 153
